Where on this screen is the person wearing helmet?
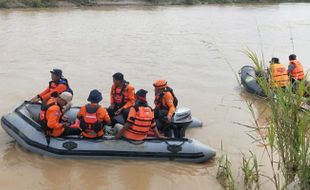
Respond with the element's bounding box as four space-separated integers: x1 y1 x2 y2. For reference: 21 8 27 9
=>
107 72 135 123
153 80 177 135
77 89 111 139
38 92 80 137
31 69 73 103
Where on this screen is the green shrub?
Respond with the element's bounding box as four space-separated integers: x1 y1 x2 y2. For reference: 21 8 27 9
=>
69 0 96 5
24 0 56 7
25 0 42 7
42 0 57 7
184 0 200 5
0 0 8 8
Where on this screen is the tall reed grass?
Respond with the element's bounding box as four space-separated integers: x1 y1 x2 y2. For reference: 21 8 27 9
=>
243 50 310 189
217 49 310 190
217 144 236 190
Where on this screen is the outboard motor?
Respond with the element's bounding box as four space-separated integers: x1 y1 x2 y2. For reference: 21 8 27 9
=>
171 108 193 138
172 108 193 124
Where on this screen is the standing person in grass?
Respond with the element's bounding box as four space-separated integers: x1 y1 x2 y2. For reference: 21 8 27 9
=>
287 54 305 84
268 57 289 89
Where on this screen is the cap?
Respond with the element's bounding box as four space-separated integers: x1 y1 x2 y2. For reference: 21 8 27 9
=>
50 69 63 77
112 72 124 81
136 89 148 102
87 89 103 103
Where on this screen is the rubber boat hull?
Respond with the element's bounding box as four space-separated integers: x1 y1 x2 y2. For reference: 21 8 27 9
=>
1 102 216 163
239 65 266 97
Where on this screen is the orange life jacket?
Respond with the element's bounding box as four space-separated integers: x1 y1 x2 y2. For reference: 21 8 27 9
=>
270 63 290 87
123 106 154 141
112 82 129 107
154 87 178 110
289 60 304 80
79 104 104 138
39 99 62 133
49 78 73 96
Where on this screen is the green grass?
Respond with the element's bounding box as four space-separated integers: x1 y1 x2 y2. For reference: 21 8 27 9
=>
216 143 236 190
217 153 236 190
244 48 266 74
24 0 57 7
241 152 260 190
243 49 310 189
69 0 96 6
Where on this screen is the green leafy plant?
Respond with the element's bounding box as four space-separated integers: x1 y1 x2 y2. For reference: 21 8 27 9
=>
241 152 260 190
217 143 236 190
243 49 310 189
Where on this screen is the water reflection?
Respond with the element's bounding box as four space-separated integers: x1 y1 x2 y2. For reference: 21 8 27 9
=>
0 141 217 189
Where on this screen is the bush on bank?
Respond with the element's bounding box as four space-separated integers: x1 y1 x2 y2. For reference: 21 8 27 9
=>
1 0 310 8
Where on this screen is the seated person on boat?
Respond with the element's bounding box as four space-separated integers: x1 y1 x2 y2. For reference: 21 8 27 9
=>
115 89 165 140
77 89 111 139
39 92 81 137
153 79 178 136
31 69 73 103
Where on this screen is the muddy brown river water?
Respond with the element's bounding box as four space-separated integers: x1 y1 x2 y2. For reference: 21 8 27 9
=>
1 4 310 189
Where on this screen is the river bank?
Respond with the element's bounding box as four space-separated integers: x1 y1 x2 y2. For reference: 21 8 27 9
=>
1 4 310 190
0 0 151 8
0 0 309 8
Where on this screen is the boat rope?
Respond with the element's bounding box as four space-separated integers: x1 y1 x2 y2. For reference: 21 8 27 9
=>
164 140 186 153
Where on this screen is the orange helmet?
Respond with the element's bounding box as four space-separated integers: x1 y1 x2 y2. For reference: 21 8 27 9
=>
153 79 167 89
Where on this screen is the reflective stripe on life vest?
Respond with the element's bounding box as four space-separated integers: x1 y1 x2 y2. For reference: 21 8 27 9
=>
123 106 154 141
83 104 99 124
80 104 103 138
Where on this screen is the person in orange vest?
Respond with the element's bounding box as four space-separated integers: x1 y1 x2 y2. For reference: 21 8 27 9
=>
287 54 305 83
31 69 73 103
268 57 289 88
77 89 111 139
153 79 177 136
39 92 81 137
115 89 164 140
107 72 135 123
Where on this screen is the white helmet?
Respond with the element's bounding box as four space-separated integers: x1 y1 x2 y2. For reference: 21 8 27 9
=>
59 92 73 103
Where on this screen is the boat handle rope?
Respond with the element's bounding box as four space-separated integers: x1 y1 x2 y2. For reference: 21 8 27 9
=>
164 141 186 153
